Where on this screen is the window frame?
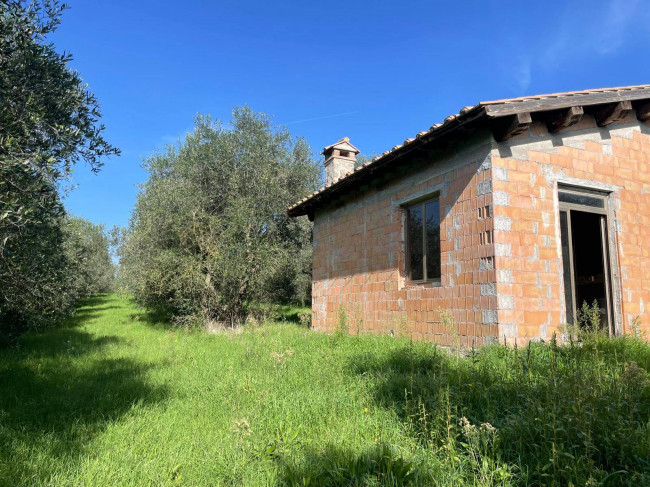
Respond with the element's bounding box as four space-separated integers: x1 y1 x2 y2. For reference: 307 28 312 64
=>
557 184 614 333
404 195 441 285
557 185 608 215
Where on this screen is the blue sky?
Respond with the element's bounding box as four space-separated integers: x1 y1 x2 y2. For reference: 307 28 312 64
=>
52 0 650 229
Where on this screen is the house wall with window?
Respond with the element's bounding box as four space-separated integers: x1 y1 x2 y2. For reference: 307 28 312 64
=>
311 134 501 346
491 114 650 343
311 116 650 345
292 86 650 346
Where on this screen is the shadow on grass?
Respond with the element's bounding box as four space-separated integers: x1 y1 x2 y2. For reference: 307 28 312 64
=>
130 307 173 330
348 340 650 486
76 304 123 312
124 301 311 331
276 305 310 327
76 294 109 307
280 310 301 324
15 328 123 360
0 296 168 485
13 296 125 360
276 443 425 486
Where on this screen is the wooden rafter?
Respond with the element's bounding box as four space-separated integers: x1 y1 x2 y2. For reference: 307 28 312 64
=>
494 112 532 142
636 102 650 122
546 106 584 133
595 101 632 126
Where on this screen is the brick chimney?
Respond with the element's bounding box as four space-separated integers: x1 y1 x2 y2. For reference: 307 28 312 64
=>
323 137 360 186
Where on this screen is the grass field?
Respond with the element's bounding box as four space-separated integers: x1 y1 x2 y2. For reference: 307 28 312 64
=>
0 294 649 486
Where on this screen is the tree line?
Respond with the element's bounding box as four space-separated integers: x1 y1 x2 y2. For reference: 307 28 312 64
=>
0 1 118 343
1 1 320 341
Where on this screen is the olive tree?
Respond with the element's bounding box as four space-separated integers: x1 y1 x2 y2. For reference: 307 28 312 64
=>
64 216 115 297
0 1 119 340
120 109 320 326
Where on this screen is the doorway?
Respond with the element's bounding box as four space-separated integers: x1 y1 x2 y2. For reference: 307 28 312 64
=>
558 187 614 333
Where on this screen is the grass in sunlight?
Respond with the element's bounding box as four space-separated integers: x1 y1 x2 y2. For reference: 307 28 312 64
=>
0 294 648 486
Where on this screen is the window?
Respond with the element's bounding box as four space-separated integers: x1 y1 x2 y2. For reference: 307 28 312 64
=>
558 186 614 333
406 197 441 282
558 191 605 208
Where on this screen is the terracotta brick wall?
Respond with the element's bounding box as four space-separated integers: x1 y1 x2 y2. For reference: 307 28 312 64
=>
311 115 650 345
311 136 500 345
491 114 650 343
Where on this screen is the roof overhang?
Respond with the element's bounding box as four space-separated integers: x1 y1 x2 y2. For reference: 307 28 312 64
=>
288 85 650 218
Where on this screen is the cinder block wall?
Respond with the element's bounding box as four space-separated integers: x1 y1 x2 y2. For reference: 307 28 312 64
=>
311 134 500 345
492 114 650 343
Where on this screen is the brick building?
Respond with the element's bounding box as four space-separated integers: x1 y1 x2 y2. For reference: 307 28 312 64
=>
288 85 650 345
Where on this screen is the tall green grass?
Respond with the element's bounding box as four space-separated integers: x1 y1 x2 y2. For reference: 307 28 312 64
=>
0 294 648 486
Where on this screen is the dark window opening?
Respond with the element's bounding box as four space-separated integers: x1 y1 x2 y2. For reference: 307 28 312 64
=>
339 150 350 158
571 211 609 330
559 190 614 334
406 198 440 282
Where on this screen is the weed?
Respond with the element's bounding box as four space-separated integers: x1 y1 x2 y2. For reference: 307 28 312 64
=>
561 299 611 344
577 299 603 333
297 311 311 328
440 308 461 354
335 305 348 337
631 315 643 338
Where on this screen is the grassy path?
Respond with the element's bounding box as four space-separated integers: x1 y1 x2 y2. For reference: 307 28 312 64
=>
0 295 420 486
1 294 649 486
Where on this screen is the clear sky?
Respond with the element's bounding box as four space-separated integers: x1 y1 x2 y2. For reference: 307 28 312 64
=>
52 0 650 229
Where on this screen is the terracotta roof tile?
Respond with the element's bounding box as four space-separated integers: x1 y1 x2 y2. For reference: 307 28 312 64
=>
480 84 650 106
288 84 650 215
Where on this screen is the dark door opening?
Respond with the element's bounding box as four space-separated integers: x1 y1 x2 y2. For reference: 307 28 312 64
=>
558 188 614 333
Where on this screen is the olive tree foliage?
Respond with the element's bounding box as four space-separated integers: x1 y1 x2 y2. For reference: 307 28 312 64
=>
354 152 379 169
64 217 115 297
1 1 117 233
0 1 119 340
119 109 320 326
0 213 116 342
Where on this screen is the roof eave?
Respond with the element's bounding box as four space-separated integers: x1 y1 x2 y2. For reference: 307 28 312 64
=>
287 105 488 217
288 85 650 218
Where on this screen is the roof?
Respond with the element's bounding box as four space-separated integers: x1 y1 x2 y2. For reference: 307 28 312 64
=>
322 137 360 155
288 84 650 218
